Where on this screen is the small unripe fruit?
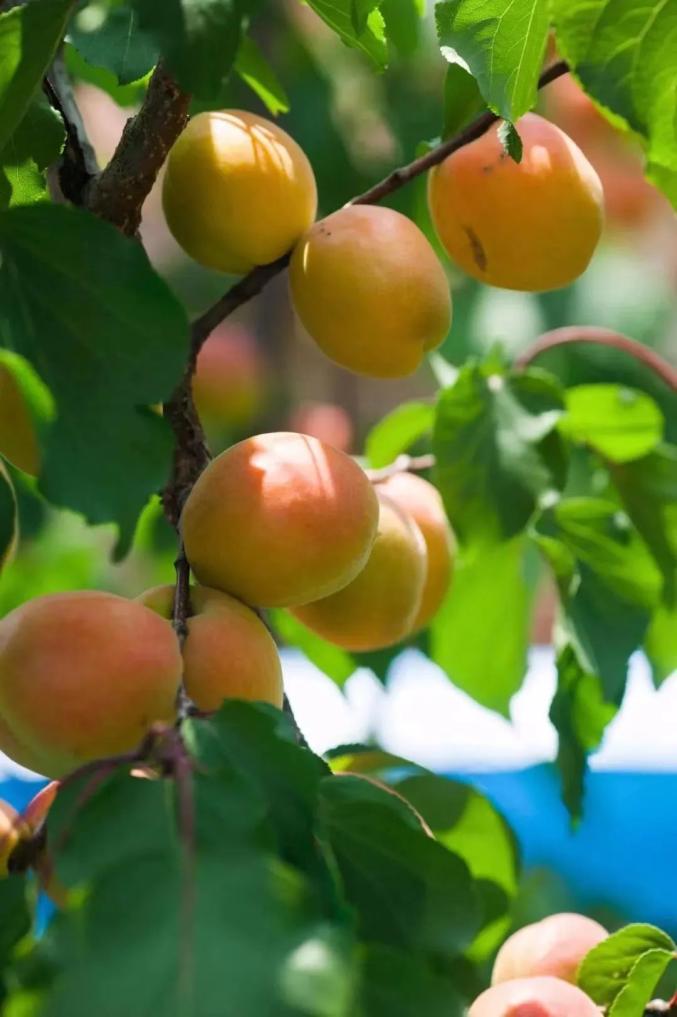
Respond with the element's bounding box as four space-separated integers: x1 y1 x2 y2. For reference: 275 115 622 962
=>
163 110 317 274
139 584 283 711
469 976 600 1016
0 800 25 876
428 113 604 291
492 913 608 986
0 592 182 778
292 494 426 651
181 432 379 608
289 205 452 378
378 472 455 629
0 363 40 476
192 325 266 430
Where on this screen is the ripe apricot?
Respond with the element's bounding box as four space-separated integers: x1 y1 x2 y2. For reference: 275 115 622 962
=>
0 363 40 476
0 592 182 778
288 402 354 453
0 800 25 876
192 324 266 430
139 584 283 711
291 494 426 651
469 976 600 1016
428 113 604 291
378 472 455 629
181 432 379 608
163 110 317 274
289 205 452 378
492 913 608 986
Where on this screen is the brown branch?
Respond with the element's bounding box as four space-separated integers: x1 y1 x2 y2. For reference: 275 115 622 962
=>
366 453 436 483
515 326 677 392
85 63 190 235
172 545 196 721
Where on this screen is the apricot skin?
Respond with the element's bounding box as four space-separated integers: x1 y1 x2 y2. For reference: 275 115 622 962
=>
289 205 452 378
0 592 182 778
139 584 283 712
163 110 317 274
428 113 604 291
469 976 600 1017
292 494 426 651
0 364 39 476
181 432 379 609
378 473 455 629
492 913 608 986
192 324 266 430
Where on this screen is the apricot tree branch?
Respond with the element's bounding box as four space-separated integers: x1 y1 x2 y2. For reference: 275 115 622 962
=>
189 60 570 361
366 453 436 483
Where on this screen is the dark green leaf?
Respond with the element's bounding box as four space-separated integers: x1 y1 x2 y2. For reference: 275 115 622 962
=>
550 645 617 821
64 40 151 105
131 0 243 100
551 0 677 206
0 0 73 152
381 0 425 59
0 463 15 567
578 924 676 1009
434 0 549 122
0 95 65 209
497 120 522 162
69 2 158 85
441 63 484 138
319 774 481 955
235 35 290 115
305 0 388 69
433 364 564 547
272 610 357 688
430 537 530 715
0 204 189 555
366 401 434 468
560 384 664 463
0 875 31 965
357 944 465 1017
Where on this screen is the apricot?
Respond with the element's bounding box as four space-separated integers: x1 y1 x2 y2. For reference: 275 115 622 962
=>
378 472 455 629
288 402 354 453
291 493 426 651
192 324 266 430
181 432 379 608
0 592 182 778
289 205 452 378
469 976 600 1017
0 363 40 476
139 584 283 711
163 110 317 274
492 913 608 986
0 800 25 876
428 113 604 291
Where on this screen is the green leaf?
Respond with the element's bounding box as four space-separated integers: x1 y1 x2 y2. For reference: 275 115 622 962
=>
442 63 485 138
272 610 357 688
64 40 152 106
550 645 617 821
578 924 676 1010
0 0 73 153
366 401 434 468
234 35 290 115
381 0 424 58
430 537 530 716
69 2 158 85
131 0 243 100
560 384 664 463
326 744 429 779
357 944 465 1017
533 498 662 702
433 364 564 547
551 0 677 206
319 774 481 955
0 876 31 966
0 204 189 556
609 949 677 1017
0 462 15 566
304 1 388 69
434 0 549 122
0 95 65 209
645 601 677 687
497 120 522 162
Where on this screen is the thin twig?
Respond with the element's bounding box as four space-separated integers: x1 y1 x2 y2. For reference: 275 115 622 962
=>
172 545 195 722
366 453 436 483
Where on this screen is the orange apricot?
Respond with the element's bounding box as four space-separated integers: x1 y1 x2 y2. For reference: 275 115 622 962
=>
469 976 600 1016
288 402 354 454
0 592 182 778
492 913 608 986
378 472 455 629
181 432 379 608
163 110 317 274
289 205 452 378
192 324 266 430
139 584 283 711
291 493 426 651
428 113 604 291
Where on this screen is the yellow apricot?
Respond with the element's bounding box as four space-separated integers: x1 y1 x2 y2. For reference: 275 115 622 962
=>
0 592 182 778
289 205 452 378
469 976 600 1017
492 913 608 986
378 472 455 629
0 799 26 876
0 363 40 476
181 432 379 608
291 494 426 651
139 584 283 711
163 110 317 274
428 113 604 291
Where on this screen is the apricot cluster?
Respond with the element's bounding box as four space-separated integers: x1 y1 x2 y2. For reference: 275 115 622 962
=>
469 911 608 1015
